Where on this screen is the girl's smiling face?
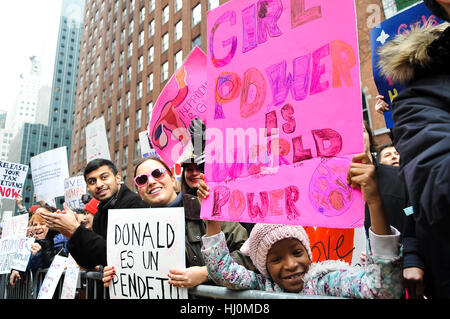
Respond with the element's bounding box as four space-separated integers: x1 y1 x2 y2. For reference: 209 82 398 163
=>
266 238 311 292
136 159 178 207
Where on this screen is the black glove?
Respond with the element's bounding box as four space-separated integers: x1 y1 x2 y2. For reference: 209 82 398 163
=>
188 118 206 160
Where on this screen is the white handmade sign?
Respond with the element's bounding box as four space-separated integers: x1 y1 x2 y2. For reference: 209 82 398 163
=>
37 255 68 299
86 117 111 162
107 207 187 299
30 147 69 202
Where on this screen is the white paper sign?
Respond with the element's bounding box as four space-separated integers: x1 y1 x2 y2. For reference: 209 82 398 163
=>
30 147 70 202
10 237 35 272
0 161 28 200
64 176 87 209
37 255 68 299
107 207 187 299
1 213 29 238
60 255 80 299
86 117 111 162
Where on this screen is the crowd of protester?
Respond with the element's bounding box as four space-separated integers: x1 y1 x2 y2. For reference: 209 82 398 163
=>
3 0 449 300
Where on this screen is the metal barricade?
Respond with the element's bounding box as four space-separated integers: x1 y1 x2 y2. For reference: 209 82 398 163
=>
1 269 344 299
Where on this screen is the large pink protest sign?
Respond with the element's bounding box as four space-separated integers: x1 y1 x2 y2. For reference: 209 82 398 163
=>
201 0 364 228
149 47 207 167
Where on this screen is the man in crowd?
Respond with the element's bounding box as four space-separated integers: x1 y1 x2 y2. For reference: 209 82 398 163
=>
39 159 149 269
376 144 400 167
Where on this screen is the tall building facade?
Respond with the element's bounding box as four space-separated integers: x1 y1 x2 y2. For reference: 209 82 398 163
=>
70 0 221 187
5 0 85 212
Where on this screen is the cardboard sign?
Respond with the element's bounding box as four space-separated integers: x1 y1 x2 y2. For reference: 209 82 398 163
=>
30 147 70 202
149 47 207 167
37 255 68 299
201 0 364 228
10 237 35 272
0 160 28 200
60 255 80 299
370 2 443 128
107 207 187 299
86 116 111 162
64 176 87 210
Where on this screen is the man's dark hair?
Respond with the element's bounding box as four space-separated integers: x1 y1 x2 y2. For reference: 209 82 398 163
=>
424 0 450 21
84 158 118 181
376 143 395 164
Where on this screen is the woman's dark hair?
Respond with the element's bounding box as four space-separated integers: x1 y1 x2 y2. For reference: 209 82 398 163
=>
84 158 118 180
42 204 58 213
133 156 173 178
363 120 376 153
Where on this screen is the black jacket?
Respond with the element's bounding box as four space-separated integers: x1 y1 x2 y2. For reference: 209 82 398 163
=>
67 184 149 269
378 23 450 298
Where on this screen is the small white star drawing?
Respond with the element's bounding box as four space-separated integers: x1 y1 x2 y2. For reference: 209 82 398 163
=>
376 30 390 45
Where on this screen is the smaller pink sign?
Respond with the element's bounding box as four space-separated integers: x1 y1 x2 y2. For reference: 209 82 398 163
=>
148 47 207 167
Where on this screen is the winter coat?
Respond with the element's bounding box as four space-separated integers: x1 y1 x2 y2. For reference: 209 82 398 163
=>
67 185 149 269
179 193 254 271
201 228 403 299
28 230 68 273
377 22 450 298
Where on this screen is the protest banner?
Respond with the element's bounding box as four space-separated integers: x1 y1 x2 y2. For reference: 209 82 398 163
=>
370 1 443 128
60 255 80 299
148 47 207 167
30 147 70 202
10 237 35 272
0 160 28 200
86 116 111 162
64 176 87 210
201 0 364 228
37 255 68 299
0 213 31 274
107 207 187 299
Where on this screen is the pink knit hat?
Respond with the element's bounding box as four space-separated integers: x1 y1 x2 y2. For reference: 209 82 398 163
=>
240 224 312 277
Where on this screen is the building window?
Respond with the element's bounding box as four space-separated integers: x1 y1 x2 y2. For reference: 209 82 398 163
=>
140 6 146 23
138 55 144 73
147 73 154 92
147 101 153 123
148 46 154 64
162 5 169 24
161 61 169 82
192 4 202 26
115 150 119 167
135 139 141 160
149 0 155 12
148 20 155 37
136 109 142 130
208 0 220 10
192 35 201 48
175 50 183 70
174 0 183 12
123 146 128 166
124 117 130 137
128 41 133 58
137 81 143 99
174 20 183 42
162 33 169 53
116 123 121 142
126 91 131 108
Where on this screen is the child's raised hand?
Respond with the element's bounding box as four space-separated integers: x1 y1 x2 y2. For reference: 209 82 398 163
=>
347 153 381 205
197 173 210 200
102 265 116 287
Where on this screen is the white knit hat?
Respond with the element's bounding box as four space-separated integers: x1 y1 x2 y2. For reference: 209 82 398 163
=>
240 224 312 277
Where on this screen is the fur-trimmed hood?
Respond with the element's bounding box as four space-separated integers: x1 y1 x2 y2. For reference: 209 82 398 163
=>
377 22 450 84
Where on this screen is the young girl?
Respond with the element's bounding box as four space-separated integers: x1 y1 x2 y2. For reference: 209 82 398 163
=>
200 153 403 298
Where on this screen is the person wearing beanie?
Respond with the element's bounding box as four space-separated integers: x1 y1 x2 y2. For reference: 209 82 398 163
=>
201 153 403 298
376 0 450 299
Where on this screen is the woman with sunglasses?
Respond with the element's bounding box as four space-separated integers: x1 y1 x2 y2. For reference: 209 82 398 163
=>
102 156 254 290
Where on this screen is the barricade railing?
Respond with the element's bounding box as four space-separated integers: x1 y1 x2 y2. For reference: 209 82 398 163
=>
1 269 344 299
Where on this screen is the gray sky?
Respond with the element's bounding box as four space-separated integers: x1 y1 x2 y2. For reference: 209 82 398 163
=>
0 0 63 120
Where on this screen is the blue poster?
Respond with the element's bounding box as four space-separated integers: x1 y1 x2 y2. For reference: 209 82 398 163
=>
370 1 444 128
